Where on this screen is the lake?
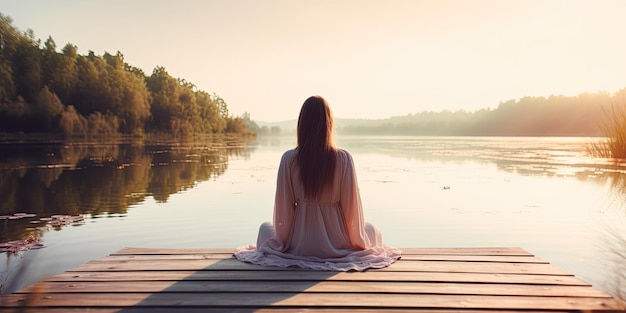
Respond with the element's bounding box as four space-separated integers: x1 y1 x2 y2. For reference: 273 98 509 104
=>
0 135 625 302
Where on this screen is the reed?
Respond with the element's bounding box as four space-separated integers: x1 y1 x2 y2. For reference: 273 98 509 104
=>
587 103 626 159
604 227 626 307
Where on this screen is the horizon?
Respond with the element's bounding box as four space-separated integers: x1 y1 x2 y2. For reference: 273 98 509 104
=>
1 0 625 122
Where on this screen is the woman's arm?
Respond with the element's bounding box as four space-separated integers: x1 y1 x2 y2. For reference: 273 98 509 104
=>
272 150 296 251
339 150 370 250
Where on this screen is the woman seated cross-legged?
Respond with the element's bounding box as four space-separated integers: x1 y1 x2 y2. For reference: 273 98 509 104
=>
234 95 401 271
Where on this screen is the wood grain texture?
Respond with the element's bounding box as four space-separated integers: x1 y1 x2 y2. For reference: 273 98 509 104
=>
1 247 622 312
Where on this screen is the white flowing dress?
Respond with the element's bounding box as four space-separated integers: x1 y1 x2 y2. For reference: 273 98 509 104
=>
234 148 401 271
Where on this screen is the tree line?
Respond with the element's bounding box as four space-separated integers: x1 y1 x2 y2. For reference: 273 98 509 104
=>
338 90 626 136
0 13 253 138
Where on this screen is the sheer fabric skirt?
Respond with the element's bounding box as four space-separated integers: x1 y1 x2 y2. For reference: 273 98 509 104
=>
234 220 401 271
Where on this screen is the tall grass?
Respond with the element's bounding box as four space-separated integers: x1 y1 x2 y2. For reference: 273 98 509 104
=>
603 227 626 308
587 103 626 159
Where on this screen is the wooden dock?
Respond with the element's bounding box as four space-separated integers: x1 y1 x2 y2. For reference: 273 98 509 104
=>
0 247 623 312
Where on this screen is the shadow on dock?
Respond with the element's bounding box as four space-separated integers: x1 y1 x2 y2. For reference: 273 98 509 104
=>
112 258 339 313
2 247 624 312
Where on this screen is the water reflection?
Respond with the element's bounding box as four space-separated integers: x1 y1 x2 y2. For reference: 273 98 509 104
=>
0 139 254 244
1 135 625 302
339 136 626 305
339 136 626 198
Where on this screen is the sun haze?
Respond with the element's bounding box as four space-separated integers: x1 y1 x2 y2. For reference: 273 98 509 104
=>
1 0 625 122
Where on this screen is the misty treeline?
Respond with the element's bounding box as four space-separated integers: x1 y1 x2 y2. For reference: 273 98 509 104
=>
0 14 255 138
338 90 626 136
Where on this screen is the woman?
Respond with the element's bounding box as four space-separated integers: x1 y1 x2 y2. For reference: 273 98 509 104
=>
234 96 401 271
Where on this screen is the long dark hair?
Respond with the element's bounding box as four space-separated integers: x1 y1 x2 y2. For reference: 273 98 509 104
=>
296 96 337 199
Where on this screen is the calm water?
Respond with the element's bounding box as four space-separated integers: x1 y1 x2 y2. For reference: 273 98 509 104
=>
0 136 625 301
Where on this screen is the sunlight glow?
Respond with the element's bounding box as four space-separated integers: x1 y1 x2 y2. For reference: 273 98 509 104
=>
1 0 625 121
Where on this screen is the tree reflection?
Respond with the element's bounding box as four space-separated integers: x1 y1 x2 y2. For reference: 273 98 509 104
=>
0 139 252 243
338 137 626 197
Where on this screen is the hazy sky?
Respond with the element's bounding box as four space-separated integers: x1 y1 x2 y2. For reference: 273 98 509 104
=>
1 0 625 122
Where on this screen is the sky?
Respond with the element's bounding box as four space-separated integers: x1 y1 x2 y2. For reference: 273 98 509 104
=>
1 0 626 122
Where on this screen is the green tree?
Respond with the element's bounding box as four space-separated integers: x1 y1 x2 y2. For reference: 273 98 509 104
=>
11 28 42 103
33 86 63 131
41 36 58 85
0 96 27 131
120 72 151 135
225 116 246 133
0 14 19 101
0 60 14 101
86 111 119 138
59 105 86 137
73 52 105 115
176 80 199 136
241 112 260 133
0 13 247 137
146 66 181 133
46 42 79 104
196 90 225 133
103 51 150 135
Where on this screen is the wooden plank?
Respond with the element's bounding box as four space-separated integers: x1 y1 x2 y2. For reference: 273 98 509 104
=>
111 247 533 256
2 246 622 312
0 292 619 310
97 254 548 264
69 258 572 275
0 309 578 313
382 254 544 263
98 254 236 261
398 247 533 256
43 270 590 286
16 281 612 298
111 247 236 255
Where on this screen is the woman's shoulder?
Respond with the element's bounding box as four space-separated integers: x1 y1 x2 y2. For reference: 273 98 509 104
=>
280 148 297 162
281 148 352 162
282 148 297 157
335 148 351 156
335 148 354 162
